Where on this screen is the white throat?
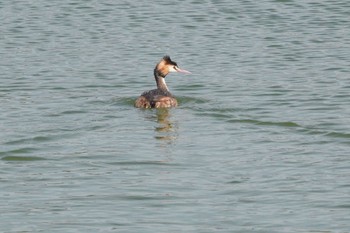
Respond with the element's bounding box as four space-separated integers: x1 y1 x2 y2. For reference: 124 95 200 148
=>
158 77 169 91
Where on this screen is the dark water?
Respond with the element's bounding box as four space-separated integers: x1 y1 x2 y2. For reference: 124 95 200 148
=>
1 0 350 232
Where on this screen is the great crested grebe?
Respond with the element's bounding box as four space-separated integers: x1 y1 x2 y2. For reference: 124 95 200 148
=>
135 56 191 108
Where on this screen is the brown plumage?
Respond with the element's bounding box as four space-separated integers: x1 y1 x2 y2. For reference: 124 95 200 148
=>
135 56 190 109
134 95 178 108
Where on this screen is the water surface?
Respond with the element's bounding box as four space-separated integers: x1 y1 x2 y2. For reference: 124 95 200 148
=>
1 0 350 232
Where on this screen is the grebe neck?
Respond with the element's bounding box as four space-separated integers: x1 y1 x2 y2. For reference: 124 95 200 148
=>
154 69 169 92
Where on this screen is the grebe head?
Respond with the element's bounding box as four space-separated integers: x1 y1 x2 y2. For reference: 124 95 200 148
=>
156 56 191 77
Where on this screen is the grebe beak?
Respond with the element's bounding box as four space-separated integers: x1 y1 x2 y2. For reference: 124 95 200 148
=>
175 66 191 74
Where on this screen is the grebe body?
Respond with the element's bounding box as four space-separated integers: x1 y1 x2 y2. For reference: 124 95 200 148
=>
135 56 190 109
135 89 178 108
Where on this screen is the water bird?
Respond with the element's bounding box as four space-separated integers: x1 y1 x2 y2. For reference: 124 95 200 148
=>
135 56 191 108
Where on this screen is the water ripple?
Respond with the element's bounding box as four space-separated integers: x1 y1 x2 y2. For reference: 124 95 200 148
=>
1 155 46 161
227 118 301 128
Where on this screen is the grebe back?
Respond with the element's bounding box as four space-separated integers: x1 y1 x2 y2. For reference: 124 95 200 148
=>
135 56 190 108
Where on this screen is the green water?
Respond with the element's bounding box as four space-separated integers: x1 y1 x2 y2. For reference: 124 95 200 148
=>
1 0 350 232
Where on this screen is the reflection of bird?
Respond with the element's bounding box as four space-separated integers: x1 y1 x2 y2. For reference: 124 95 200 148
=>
135 56 191 108
154 108 178 143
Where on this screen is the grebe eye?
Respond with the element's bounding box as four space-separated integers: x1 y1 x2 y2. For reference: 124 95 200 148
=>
173 66 177 70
